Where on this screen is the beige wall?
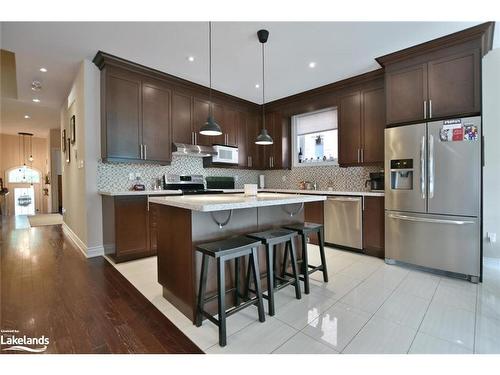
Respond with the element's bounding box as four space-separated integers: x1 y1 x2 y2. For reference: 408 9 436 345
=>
60 60 102 255
0 133 49 215
48 128 61 213
482 48 500 258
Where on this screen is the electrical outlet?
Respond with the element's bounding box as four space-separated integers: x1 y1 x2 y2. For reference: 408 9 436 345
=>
282 175 287 182
234 175 239 182
488 232 497 243
129 173 135 181
135 173 141 179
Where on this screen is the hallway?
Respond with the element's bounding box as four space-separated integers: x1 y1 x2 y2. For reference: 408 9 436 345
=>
0 216 202 354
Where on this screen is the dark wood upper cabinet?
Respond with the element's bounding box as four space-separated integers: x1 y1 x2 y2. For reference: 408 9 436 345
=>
104 70 142 161
192 98 211 146
385 64 427 125
338 91 362 166
361 87 385 164
427 49 480 119
223 108 239 146
362 196 385 259
142 81 171 163
245 112 263 169
377 22 493 126
171 92 193 145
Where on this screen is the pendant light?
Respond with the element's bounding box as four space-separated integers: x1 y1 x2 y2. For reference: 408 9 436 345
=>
199 21 223 137
255 29 273 145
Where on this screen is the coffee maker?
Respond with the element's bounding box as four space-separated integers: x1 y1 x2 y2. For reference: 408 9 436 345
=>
365 172 384 191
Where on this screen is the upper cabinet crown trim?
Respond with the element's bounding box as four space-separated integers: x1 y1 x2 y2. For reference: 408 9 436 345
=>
93 51 260 112
375 22 495 67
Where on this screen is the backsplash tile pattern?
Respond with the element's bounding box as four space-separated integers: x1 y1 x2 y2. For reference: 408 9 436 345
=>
98 156 382 192
264 165 382 191
97 156 260 191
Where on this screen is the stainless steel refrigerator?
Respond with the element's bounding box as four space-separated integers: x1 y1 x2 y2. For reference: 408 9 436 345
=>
385 116 481 282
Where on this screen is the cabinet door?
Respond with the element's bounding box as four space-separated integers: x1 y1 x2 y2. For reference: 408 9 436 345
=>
115 196 150 260
192 98 211 146
105 72 142 160
362 196 385 259
237 111 248 167
338 91 362 166
149 202 159 254
171 92 193 145
386 64 427 125
304 201 324 245
262 112 277 169
361 87 385 164
246 112 263 169
223 108 239 146
427 50 480 119
142 82 171 163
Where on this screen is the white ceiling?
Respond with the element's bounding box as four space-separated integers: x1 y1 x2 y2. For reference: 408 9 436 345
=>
1 21 497 137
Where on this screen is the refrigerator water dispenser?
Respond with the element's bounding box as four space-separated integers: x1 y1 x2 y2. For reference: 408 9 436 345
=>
390 159 413 190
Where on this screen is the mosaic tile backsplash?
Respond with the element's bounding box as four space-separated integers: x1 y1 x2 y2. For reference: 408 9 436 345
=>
98 155 382 192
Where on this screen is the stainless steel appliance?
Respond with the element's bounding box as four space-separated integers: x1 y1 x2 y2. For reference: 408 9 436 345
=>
365 172 384 191
212 145 239 165
324 196 363 250
172 143 217 157
385 116 481 282
163 174 223 194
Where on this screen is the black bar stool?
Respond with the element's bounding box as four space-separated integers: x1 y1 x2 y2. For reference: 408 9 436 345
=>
282 222 329 294
246 229 301 316
195 236 265 347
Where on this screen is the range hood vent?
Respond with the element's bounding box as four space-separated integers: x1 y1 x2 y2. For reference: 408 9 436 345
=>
172 143 217 157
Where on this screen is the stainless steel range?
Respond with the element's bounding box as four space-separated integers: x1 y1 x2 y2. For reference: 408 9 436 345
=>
163 174 223 195
384 116 482 282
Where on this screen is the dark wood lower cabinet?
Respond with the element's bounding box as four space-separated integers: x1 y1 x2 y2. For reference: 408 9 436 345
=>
102 195 164 263
304 201 324 245
362 196 385 259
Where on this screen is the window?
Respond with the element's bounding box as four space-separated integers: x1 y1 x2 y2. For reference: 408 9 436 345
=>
8 166 41 184
292 107 338 167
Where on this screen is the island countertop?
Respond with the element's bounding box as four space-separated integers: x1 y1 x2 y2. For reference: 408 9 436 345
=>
148 192 326 212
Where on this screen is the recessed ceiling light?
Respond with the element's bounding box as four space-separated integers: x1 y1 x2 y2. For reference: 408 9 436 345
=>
255 84 260 88
39 68 47 72
32 98 40 103
308 62 316 68
24 115 31 119
187 56 195 62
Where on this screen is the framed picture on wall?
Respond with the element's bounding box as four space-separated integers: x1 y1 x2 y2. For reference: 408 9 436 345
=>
62 129 66 152
70 115 76 144
66 138 71 163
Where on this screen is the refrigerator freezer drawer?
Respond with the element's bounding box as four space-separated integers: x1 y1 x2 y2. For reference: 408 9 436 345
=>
385 211 480 277
324 196 362 249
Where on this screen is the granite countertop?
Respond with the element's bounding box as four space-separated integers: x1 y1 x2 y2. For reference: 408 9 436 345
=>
148 192 326 212
211 188 384 197
98 190 182 196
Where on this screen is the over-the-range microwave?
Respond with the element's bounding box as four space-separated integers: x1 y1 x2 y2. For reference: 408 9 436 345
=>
212 144 239 165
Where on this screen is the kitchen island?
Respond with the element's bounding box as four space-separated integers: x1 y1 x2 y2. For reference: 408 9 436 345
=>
149 192 326 322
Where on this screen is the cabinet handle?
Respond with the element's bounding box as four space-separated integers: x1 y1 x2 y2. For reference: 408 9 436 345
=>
191 132 194 145
140 144 143 159
194 132 197 145
429 99 432 119
144 144 147 160
423 100 427 119
361 148 364 163
357 148 360 163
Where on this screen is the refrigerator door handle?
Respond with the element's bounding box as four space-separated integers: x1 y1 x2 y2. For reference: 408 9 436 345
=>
429 134 435 199
420 135 426 199
387 213 474 225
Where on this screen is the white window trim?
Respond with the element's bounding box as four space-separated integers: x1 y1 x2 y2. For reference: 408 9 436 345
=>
291 107 339 168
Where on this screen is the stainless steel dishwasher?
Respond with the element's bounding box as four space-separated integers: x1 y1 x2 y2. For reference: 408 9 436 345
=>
324 196 363 249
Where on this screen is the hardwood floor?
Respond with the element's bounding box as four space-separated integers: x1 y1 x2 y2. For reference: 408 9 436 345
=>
0 216 203 354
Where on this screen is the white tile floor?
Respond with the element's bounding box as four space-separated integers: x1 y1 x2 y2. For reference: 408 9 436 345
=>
106 245 500 354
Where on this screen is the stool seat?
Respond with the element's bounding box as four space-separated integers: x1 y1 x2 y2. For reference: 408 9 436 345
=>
197 237 262 258
283 222 323 235
247 228 296 245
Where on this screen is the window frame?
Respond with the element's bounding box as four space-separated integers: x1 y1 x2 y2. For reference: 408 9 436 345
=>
291 107 339 168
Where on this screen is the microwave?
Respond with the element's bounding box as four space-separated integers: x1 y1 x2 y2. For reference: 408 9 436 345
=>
212 144 239 165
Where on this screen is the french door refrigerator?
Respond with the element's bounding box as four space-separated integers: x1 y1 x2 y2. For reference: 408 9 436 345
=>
385 116 481 282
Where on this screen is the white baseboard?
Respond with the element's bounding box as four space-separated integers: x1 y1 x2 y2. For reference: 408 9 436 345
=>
62 222 104 258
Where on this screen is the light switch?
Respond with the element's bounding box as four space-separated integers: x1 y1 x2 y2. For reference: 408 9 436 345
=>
129 173 135 181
